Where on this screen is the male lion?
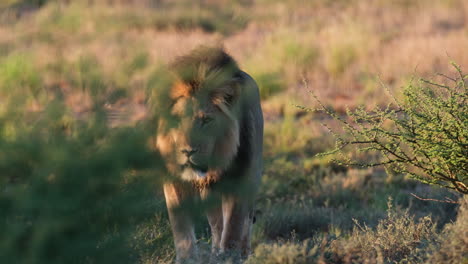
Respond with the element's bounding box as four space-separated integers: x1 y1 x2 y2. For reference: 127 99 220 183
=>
155 47 263 263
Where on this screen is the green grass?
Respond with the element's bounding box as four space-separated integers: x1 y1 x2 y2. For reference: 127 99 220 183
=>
0 1 466 263
0 100 168 263
0 54 41 98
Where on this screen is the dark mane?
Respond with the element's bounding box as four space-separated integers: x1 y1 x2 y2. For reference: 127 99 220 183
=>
170 46 240 88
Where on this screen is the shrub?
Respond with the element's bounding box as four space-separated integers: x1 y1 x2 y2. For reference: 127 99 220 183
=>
307 63 468 194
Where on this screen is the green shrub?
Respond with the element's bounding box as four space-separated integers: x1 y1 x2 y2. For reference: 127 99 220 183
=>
308 63 468 194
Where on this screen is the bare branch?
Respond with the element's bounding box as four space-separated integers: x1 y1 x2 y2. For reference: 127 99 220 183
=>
410 193 460 204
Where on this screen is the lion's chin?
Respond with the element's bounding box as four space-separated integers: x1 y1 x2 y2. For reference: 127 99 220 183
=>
181 168 207 181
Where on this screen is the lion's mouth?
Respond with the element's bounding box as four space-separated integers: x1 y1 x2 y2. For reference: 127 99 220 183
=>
181 162 208 177
182 162 208 172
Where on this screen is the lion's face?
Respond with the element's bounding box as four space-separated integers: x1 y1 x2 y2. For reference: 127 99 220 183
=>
156 80 240 182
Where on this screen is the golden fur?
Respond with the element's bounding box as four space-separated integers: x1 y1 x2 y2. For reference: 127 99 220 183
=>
155 46 263 262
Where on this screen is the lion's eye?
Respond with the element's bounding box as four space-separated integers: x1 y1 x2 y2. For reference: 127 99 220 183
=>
201 116 213 126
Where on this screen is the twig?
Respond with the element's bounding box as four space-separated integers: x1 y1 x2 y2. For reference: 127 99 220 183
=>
410 193 459 204
437 73 457 82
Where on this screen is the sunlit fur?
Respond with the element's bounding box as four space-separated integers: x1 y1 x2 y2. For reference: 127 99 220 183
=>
156 47 243 188
156 46 263 262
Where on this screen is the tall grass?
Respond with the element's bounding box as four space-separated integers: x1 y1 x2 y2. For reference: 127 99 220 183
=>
0 1 466 263
0 54 172 263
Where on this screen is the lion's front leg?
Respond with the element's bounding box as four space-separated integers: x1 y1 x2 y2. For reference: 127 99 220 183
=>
163 183 198 263
200 189 224 254
220 195 250 259
240 209 255 257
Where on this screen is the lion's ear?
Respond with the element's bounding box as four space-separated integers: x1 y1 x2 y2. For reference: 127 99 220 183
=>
212 76 242 107
225 78 242 105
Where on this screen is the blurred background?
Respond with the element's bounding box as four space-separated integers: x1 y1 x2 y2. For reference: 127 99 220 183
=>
0 0 466 263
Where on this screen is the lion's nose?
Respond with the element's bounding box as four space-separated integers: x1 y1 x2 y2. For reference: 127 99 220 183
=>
181 148 198 157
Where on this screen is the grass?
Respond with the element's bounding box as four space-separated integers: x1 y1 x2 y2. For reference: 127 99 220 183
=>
248 197 467 264
0 54 41 96
426 196 468 263
247 199 443 264
0 1 466 263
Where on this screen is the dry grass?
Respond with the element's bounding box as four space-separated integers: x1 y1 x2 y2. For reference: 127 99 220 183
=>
427 196 468 263
247 197 467 264
0 1 466 263
2 0 467 114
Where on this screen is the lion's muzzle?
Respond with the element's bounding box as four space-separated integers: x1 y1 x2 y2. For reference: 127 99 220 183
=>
181 167 208 181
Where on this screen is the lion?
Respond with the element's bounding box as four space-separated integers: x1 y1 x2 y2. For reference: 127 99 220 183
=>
155 46 263 263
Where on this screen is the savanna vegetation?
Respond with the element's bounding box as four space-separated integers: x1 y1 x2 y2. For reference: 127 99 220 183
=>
0 0 466 263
